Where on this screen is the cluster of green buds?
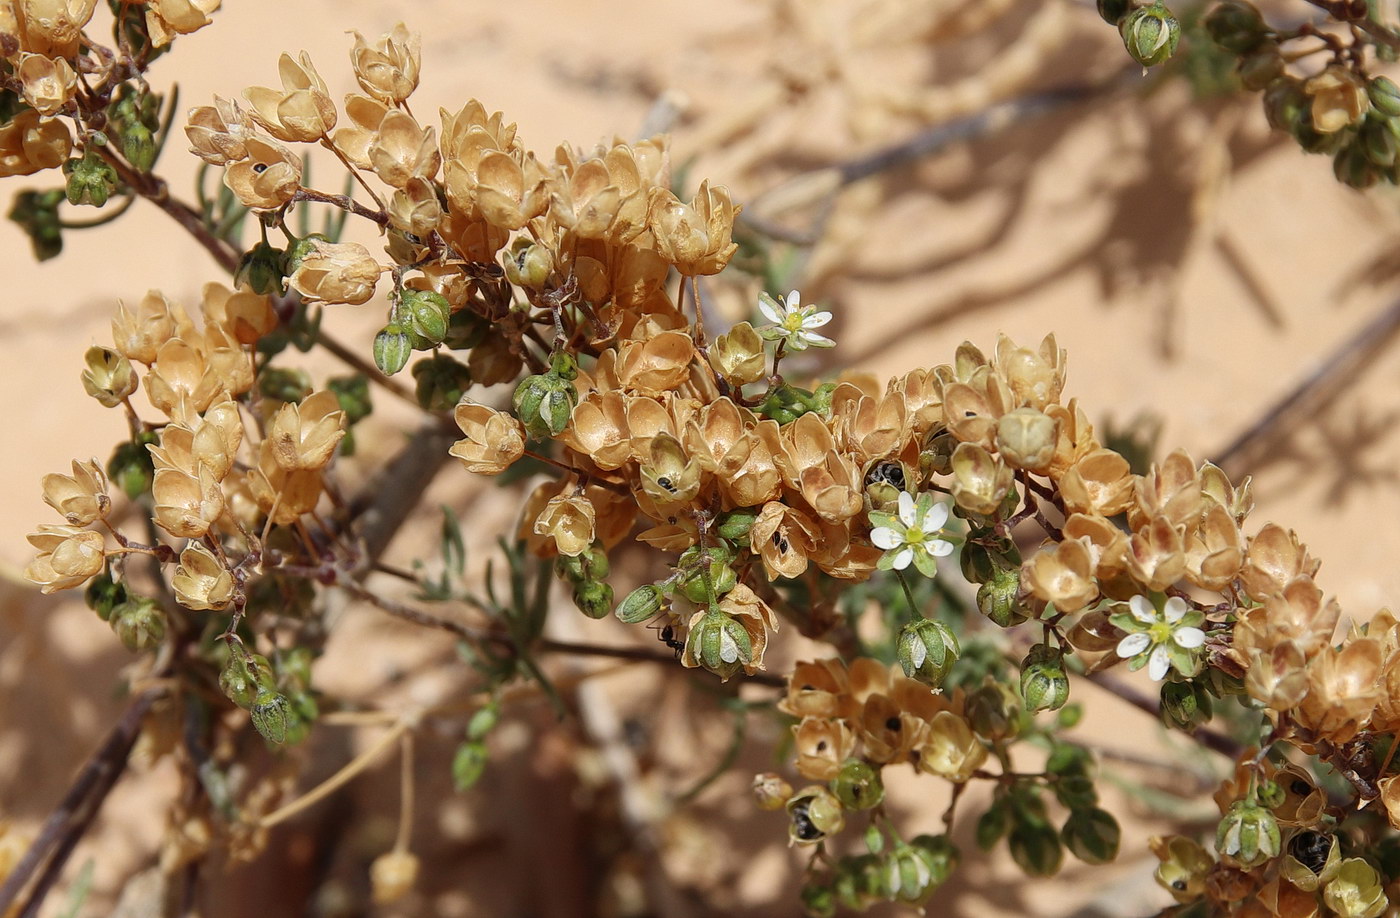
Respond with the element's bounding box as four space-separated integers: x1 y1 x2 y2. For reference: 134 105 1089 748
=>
452 700 499 791
106 83 161 173
980 744 1120 876
614 511 759 679
961 529 1027 627
511 351 579 439
375 287 455 375
1099 0 1182 68
1203 0 1400 189
219 640 317 744
63 145 120 208
754 381 835 425
555 542 613 620
86 568 166 653
896 617 960 688
799 828 959 916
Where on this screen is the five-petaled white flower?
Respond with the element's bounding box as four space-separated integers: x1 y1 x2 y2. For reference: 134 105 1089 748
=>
869 491 954 577
1112 595 1206 682
756 289 835 351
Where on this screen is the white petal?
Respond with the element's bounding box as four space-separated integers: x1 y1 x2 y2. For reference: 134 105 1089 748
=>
799 331 835 349
785 289 801 312
719 628 740 663
892 548 913 570
801 310 833 329
1173 626 1205 649
1128 595 1157 624
929 539 955 558
922 502 949 534
1163 597 1190 623
871 526 903 550
909 637 927 671
1147 645 1170 681
1116 632 1150 659
897 491 916 527
758 295 783 325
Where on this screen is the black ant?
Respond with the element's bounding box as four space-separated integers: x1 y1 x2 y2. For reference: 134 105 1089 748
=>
649 619 685 659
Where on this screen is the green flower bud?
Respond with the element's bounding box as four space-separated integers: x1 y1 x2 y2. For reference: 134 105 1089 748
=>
1020 644 1070 713
884 843 941 906
1264 77 1307 131
572 579 613 620
1120 2 1180 68
373 323 413 376
412 353 473 412
467 702 500 741
830 759 884 811
62 150 119 207
1097 0 1130 24
220 651 277 709
107 434 157 499
863 824 885 854
10 188 65 261
1369 76 1400 117
511 372 577 439
714 507 760 543
1061 807 1121 865
1334 144 1378 189
258 366 313 404
110 597 165 652
1204 0 1267 53
966 683 1016 741
121 122 155 172
234 240 288 296
977 567 1027 627
1216 798 1281 869
1361 118 1397 168
615 584 665 624
977 797 1010 851
1160 679 1213 730
452 739 488 790
249 689 290 744
684 609 753 681
676 552 737 604
787 786 844 845
799 883 836 918
1009 822 1064 878
84 568 127 621
327 374 372 425
910 834 959 886
1237 46 1284 93
1256 777 1285 810
1323 858 1388 918
503 241 553 289
399 289 451 345
896 618 960 688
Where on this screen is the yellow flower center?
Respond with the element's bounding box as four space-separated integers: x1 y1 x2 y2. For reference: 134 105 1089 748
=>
782 312 805 332
1148 621 1173 644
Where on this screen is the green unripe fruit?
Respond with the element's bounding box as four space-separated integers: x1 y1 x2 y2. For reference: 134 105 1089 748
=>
220 651 277 709
85 568 127 621
1119 2 1180 68
1020 644 1071 713
615 584 665 624
977 566 1026 627
897 618 960 688
399 288 451 345
249 689 290 744
512 371 578 439
1369 76 1400 117
830 759 884 811
373 324 413 376
412 352 473 412
1216 799 1281 868
572 579 613 620
1097 0 1130 24
1160 679 1214 730
686 610 753 681
1204 0 1267 53
110 597 165 652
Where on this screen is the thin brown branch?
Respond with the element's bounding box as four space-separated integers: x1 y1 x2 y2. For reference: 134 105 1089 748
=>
1087 671 1243 760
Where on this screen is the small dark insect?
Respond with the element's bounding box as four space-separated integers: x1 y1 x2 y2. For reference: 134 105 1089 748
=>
1287 830 1332 874
789 799 822 842
865 460 906 491
658 624 684 659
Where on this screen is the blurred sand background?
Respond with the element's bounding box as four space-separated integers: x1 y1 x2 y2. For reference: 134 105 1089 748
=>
3 0 1400 915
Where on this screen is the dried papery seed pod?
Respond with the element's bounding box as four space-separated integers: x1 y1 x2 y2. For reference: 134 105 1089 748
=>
171 541 233 611
709 321 767 388
267 391 346 472
244 51 337 142
223 136 302 210
449 402 525 475
533 494 596 558
1281 830 1339 892
949 442 1014 517
1307 66 1370 134
145 0 219 47
793 717 856 781
786 786 844 845
349 23 420 105
24 524 106 593
1151 835 1213 902
368 110 440 187
645 180 739 276
186 96 255 166
41 458 110 526
753 773 793 811
1024 538 1098 613
287 239 382 306
0 110 72 179
1322 858 1387 918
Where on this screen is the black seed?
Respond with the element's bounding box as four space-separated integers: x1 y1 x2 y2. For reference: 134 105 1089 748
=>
1171 879 1187 891
657 476 675 492
791 801 822 841
252 162 268 174
885 716 901 731
816 741 827 752
1287 830 1331 873
1291 779 1312 796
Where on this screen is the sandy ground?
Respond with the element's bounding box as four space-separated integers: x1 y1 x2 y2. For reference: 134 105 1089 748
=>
3 0 1400 915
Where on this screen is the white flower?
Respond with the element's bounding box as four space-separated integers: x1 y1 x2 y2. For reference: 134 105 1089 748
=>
1112 595 1206 681
869 491 954 577
756 289 835 351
